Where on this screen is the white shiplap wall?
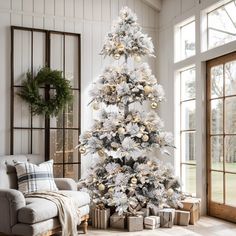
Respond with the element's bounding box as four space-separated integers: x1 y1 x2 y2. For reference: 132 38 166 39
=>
0 0 158 175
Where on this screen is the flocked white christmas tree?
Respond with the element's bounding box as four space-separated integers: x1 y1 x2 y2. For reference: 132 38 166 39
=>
78 7 183 215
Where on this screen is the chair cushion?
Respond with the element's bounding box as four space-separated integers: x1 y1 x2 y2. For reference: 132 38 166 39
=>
14 160 58 194
18 190 90 224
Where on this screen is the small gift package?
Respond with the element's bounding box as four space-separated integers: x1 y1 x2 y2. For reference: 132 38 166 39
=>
144 216 160 230
110 213 126 229
159 208 175 228
127 214 144 232
174 210 190 226
91 206 110 229
180 198 201 225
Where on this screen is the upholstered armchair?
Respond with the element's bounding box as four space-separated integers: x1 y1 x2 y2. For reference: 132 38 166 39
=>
0 155 90 236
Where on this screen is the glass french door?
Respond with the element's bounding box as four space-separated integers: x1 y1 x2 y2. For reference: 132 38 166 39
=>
207 52 236 223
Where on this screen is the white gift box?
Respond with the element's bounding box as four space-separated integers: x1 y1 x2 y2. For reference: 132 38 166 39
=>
144 216 160 229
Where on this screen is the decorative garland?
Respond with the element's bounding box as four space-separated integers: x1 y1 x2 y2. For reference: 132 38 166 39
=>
18 67 73 117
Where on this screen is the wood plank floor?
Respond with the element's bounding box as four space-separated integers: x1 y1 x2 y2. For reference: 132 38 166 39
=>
79 216 236 236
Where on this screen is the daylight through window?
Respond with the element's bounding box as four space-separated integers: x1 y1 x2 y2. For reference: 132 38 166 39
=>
208 0 236 49
179 67 196 195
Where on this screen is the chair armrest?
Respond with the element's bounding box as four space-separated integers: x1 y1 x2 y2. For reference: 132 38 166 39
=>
0 189 25 235
54 178 77 191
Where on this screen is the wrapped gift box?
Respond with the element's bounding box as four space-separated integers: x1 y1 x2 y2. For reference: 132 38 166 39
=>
159 208 175 228
174 210 190 226
110 213 126 229
127 215 143 232
180 198 201 225
91 208 110 229
144 216 160 229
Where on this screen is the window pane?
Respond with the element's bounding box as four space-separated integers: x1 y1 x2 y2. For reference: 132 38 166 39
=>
181 164 196 194
226 173 236 206
181 101 196 130
211 99 223 134
65 91 79 128
181 68 196 100
211 136 223 171
225 136 236 172
32 130 45 157
208 1 236 49
210 65 223 98
50 129 63 163
225 97 236 134
64 130 79 163
14 129 30 154
225 60 236 96
65 35 79 89
211 171 224 203
53 164 63 178
181 21 195 59
65 164 80 180
181 132 196 164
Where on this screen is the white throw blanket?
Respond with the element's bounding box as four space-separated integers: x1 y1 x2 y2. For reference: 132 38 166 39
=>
25 191 80 236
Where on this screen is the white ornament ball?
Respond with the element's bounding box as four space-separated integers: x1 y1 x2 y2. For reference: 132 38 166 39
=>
79 146 86 154
167 188 174 196
144 85 153 95
118 127 125 135
142 134 149 142
134 55 141 62
151 102 158 109
98 183 105 191
113 53 121 60
92 101 100 110
131 177 138 184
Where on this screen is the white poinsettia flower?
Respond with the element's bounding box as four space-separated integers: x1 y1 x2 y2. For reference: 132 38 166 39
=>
105 163 120 174
116 82 130 96
115 173 129 186
87 137 103 152
161 132 174 144
153 84 165 100
121 137 138 151
126 123 139 136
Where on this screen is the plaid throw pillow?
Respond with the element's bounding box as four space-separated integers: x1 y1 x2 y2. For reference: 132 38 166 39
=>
14 160 58 194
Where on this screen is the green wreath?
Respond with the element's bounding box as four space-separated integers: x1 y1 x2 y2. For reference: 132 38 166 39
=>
18 67 73 117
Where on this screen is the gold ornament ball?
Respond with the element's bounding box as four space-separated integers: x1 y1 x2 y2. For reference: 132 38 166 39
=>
98 149 105 157
144 85 153 95
131 177 138 184
98 183 105 191
108 188 114 193
117 44 125 52
147 160 152 166
151 102 158 109
92 101 100 110
118 127 126 135
133 116 141 123
142 134 149 142
167 188 174 196
134 55 141 62
79 146 86 154
113 53 121 60
104 85 112 95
